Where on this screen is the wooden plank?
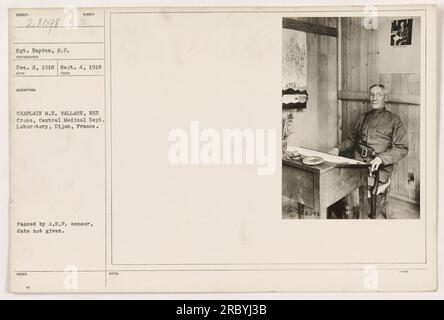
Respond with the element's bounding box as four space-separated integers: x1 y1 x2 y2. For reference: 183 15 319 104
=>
318 34 329 151
338 91 367 101
325 17 331 27
337 18 343 143
354 20 366 119
389 93 421 105
404 72 420 202
340 18 349 142
359 19 368 92
337 91 420 105
380 73 391 92
313 171 322 218
341 100 348 142
396 104 410 199
388 195 419 218
355 18 362 91
367 28 378 86
401 74 409 96
341 17 348 92
282 165 315 208
344 17 353 137
408 100 420 202
356 20 368 120
283 18 338 37
289 33 318 150
355 19 368 121
329 17 338 28
350 18 359 93
391 73 402 94
389 102 401 197
407 73 420 95
307 33 319 149
348 18 360 139
323 167 362 205
348 101 360 141
399 76 412 201
327 35 338 148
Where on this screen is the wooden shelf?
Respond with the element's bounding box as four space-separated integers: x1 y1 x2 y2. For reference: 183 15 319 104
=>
338 90 420 105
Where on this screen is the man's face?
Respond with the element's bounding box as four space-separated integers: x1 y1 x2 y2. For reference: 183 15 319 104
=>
369 86 386 109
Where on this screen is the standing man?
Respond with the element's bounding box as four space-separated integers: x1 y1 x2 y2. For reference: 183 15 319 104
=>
329 84 409 219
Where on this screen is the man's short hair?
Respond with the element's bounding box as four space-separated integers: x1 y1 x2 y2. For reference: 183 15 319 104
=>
370 84 385 90
369 84 389 95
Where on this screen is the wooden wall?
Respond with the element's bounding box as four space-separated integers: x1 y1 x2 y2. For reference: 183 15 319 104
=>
284 18 338 152
340 17 421 204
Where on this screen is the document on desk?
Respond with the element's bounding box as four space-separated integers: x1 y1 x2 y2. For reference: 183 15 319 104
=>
9 6 437 292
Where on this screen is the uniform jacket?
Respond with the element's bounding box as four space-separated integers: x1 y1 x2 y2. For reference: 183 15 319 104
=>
336 107 409 183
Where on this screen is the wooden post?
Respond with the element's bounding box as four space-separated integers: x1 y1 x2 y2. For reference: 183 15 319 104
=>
337 17 343 144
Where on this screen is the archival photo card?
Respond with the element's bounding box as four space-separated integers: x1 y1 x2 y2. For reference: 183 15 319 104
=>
8 5 437 293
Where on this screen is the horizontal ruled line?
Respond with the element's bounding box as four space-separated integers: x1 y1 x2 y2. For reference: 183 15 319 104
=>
109 9 426 14
14 25 104 28
14 58 104 61
13 267 429 273
12 42 104 45
15 75 104 78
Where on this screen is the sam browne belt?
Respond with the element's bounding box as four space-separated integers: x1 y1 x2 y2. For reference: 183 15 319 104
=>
357 144 376 159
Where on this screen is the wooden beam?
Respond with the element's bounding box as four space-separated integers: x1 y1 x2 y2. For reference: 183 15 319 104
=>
337 17 342 143
390 93 420 105
338 91 368 101
338 90 420 105
283 18 338 37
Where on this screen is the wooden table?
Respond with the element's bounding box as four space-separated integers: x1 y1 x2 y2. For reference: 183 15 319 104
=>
282 147 369 219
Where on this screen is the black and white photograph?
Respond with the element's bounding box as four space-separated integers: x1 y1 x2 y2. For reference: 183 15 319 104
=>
282 16 421 220
391 18 413 46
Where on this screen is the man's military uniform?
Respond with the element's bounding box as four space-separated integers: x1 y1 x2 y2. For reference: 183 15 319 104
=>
336 107 409 218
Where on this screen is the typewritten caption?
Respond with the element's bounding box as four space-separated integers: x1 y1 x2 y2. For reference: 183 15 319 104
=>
16 220 94 235
14 109 103 130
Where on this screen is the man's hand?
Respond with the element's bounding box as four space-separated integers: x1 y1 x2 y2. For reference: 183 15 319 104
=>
369 157 383 173
328 147 339 156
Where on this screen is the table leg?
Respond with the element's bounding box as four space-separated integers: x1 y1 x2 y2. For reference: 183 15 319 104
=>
319 206 328 219
317 174 331 219
358 170 368 219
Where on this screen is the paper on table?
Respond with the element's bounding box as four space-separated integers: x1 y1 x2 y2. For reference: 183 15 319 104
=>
287 146 366 165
